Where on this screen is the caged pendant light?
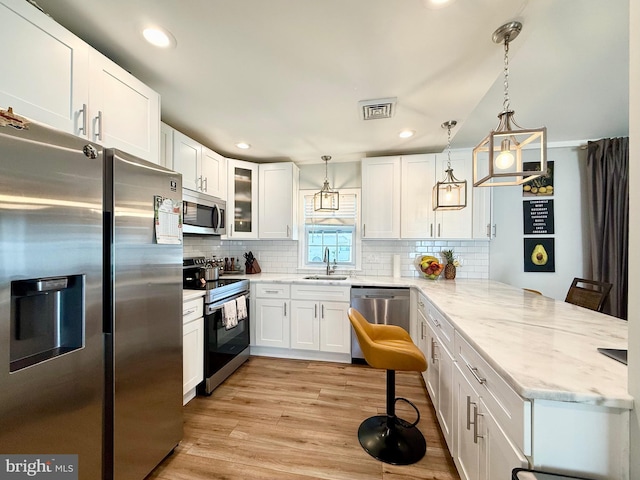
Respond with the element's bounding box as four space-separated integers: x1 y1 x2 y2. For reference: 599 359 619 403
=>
314 155 339 211
473 21 547 187
433 120 467 210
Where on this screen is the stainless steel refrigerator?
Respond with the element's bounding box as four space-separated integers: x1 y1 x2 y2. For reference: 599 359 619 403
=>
0 121 183 479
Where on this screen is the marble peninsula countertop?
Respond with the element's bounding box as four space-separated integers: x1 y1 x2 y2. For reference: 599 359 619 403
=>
220 272 632 409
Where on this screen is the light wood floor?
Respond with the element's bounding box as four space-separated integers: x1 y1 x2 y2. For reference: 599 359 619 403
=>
147 356 461 480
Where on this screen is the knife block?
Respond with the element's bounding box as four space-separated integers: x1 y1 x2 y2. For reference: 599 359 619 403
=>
245 259 261 274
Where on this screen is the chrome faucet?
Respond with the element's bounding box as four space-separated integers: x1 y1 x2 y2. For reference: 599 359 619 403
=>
323 247 335 275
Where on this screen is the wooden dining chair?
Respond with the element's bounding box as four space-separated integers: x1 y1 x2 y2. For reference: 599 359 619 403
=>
564 278 612 312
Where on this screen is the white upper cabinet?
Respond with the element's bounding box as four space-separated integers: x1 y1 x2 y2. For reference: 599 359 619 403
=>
361 156 401 239
201 148 227 199
472 186 494 239
159 122 174 169
366 152 476 240
0 0 161 163
227 159 259 239
401 154 437 238
88 49 160 163
433 151 473 239
259 162 299 239
170 128 227 198
172 130 201 191
0 0 88 134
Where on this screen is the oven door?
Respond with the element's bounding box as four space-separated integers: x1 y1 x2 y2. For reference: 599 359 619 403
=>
202 293 249 377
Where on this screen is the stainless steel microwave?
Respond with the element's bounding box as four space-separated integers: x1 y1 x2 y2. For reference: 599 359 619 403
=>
182 190 226 235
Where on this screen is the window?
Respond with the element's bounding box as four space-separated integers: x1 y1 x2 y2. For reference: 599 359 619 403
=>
299 189 360 269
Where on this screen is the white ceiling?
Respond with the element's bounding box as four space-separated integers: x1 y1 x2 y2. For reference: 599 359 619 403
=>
34 0 629 164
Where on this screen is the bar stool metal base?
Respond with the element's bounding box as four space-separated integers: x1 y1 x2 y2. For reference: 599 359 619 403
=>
357 414 426 465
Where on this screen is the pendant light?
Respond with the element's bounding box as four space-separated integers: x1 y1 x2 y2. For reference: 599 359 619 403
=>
473 21 547 187
433 120 467 210
314 155 339 211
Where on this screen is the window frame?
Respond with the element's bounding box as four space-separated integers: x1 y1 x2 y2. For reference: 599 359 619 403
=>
297 188 362 271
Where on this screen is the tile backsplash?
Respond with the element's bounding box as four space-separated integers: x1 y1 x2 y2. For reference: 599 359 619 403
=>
183 236 489 279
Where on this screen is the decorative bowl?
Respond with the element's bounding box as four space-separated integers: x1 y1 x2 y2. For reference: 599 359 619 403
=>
413 254 443 280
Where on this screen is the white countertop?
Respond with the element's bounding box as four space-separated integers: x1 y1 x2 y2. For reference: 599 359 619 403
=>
227 273 632 409
183 289 205 302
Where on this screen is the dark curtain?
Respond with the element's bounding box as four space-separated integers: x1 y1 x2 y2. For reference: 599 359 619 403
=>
585 137 629 319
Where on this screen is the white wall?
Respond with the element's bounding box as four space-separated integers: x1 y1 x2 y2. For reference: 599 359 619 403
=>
628 0 639 476
489 146 588 300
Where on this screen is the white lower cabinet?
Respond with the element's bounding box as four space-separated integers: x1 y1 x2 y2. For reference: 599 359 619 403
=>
182 296 204 405
255 298 290 348
251 282 351 359
290 300 350 353
418 294 454 450
290 285 350 354
254 283 290 348
454 363 528 480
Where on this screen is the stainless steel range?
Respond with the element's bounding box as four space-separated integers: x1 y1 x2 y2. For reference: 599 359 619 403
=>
183 257 250 394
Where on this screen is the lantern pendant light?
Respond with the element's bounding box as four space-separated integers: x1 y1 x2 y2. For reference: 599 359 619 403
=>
433 120 467 210
473 21 547 187
314 155 339 211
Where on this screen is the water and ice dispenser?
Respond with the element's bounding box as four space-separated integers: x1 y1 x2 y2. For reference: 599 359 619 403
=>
10 275 84 372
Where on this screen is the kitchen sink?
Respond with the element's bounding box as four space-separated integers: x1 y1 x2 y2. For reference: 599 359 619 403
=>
303 275 348 281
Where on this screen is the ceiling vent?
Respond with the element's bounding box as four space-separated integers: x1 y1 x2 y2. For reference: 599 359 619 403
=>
359 97 397 120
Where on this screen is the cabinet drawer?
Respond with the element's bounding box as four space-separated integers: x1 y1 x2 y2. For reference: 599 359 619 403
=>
455 332 530 455
427 303 454 351
255 283 290 299
291 284 350 302
183 297 203 323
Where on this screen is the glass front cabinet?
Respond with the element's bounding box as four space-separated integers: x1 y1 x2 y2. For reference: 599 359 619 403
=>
226 159 258 239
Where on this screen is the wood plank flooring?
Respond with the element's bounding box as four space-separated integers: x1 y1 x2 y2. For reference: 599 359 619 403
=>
146 356 461 480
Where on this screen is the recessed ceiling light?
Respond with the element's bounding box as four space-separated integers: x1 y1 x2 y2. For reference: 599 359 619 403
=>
235 142 251 149
399 130 415 139
142 26 176 48
423 0 456 9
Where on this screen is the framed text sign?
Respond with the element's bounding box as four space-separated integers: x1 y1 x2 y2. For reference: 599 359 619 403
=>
523 199 555 235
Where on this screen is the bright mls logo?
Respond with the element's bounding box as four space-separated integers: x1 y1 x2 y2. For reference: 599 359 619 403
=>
0 455 77 479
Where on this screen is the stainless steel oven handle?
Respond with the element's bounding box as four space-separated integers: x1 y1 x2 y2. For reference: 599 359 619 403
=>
205 293 250 315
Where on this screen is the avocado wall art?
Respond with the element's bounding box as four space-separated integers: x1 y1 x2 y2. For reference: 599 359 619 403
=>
524 238 555 272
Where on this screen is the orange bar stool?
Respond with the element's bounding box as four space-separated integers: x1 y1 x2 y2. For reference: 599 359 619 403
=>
347 307 427 465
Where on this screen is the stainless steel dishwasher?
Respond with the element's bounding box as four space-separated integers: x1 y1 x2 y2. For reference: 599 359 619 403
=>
350 286 410 362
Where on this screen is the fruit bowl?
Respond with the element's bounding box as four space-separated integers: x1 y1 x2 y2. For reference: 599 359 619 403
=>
413 255 443 280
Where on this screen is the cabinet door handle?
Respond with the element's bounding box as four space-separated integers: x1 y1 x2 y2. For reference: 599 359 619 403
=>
321 304 325 318
431 338 438 363
203 176 208 192
197 176 202 191
286 225 290 237
466 363 486 385
473 404 483 444
430 223 433 237
363 224 366 237
94 110 103 141
264 290 279 294
314 304 318 318
183 306 197 316
466 395 473 430
284 302 287 316
492 224 497 238
486 223 491 238
78 103 88 135
438 223 441 237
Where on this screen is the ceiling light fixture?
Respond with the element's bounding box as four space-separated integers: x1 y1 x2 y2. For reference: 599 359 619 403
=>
399 130 415 139
433 120 467 210
314 155 339 211
473 21 546 187
235 142 251 149
142 26 176 48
